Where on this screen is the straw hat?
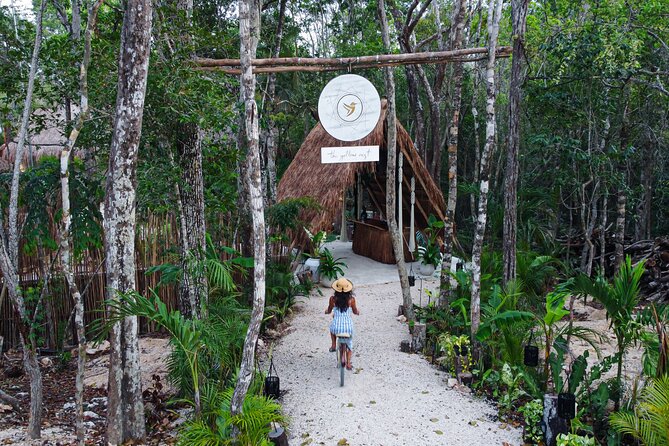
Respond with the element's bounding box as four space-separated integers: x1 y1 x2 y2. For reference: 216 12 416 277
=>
331 277 353 293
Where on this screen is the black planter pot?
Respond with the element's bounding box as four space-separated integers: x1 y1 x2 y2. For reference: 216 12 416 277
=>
557 392 576 420
453 344 468 357
524 345 539 367
408 275 416 287
264 376 280 399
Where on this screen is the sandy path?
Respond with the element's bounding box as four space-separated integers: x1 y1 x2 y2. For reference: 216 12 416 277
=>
272 281 523 446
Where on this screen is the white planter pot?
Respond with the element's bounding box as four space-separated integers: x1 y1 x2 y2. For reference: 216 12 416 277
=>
419 263 435 276
320 276 335 288
304 257 320 282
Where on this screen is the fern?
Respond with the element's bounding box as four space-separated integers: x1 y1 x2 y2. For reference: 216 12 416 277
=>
609 376 669 446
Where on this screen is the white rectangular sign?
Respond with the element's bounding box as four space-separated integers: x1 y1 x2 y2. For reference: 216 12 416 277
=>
320 145 379 164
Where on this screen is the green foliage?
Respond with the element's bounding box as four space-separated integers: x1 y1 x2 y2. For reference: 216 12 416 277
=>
416 214 444 268
267 197 320 233
476 281 534 366
146 236 252 296
556 433 596 446
519 399 543 444
317 247 346 281
571 256 646 407
303 228 336 258
264 260 309 328
177 387 286 446
609 376 669 446
437 333 472 374
480 363 528 414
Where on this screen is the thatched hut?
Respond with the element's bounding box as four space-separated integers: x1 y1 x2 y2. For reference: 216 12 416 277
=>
278 100 445 264
0 109 71 171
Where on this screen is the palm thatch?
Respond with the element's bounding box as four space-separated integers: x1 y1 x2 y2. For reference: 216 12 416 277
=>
0 108 72 171
278 100 445 248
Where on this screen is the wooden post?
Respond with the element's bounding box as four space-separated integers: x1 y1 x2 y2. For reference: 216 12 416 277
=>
356 175 362 219
340 189 348 242
398 152 403 238
409 177 416 252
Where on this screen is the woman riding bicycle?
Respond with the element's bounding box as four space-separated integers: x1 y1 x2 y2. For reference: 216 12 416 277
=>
325 278 360 370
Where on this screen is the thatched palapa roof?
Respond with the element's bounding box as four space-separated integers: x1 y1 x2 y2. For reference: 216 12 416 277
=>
278 100 445 242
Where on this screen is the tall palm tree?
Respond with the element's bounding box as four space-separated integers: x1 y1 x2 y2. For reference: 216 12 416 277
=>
571 256 646 410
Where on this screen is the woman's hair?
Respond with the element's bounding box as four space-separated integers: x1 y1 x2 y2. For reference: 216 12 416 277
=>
334 291 351 312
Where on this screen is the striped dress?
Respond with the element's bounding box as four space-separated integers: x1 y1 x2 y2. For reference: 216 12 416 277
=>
330 306 354 350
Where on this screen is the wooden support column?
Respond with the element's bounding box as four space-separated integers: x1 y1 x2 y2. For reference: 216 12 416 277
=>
340 189 348 242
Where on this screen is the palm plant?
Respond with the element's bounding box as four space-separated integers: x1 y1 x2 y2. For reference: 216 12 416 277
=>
476 280 535 366
95 290 249 415
96 289 206 413
318 247 347 281
177 385 287 446
571 256 646 409
609 375 669 446
535 282 603 393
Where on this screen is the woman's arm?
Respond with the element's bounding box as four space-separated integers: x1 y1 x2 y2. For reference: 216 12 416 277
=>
325 295 335 314
350 297 360 315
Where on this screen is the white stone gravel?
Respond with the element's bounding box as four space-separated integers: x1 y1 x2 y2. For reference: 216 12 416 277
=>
272 280 523 446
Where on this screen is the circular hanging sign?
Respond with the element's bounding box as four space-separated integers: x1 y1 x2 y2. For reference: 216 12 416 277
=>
318 74 381 142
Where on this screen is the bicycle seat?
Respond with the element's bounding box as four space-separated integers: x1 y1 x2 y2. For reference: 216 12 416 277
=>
336 332 351 338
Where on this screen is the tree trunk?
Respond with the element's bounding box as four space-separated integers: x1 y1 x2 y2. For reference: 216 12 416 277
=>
263 0 287 206
470 0 503 354
176 122 207 320
104 0 152 442
231 0 265 425
579 180 599 276
379 0 414 322
172 0 207 320
614 187 626 271
635 139 653 240
0 0 48 438
502 0 528 285
59 2 103 442
439 0 468 310
599 188 608 273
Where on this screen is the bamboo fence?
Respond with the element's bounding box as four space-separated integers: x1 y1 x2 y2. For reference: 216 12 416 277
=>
0 213 183 350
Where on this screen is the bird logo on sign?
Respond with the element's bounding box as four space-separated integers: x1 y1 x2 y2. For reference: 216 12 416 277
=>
343 101 357 117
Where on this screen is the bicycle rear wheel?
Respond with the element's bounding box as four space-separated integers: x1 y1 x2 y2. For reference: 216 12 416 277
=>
339 344 346 387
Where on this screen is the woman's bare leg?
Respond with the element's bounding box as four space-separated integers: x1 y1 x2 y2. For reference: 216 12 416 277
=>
330 333 336 350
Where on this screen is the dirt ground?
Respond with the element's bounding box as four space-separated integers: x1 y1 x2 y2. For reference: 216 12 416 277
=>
0 335 178 445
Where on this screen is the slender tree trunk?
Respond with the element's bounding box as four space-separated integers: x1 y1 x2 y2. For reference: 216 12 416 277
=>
104 0 152 442
231 0 265 425
173 0 207 320
263 0 287 206
614 99 630 272
176 123 207 320
599 188 608 273
502 0 528 285
59 2 103 442
404 65 427 158
439 0 468 310
470 0 503 354
0 0 48 438
614 187 626 271
379 0 413 322
579 180 599 276
636 147 652 241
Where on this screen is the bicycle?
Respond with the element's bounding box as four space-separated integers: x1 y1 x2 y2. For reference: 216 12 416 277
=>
335 332 351 387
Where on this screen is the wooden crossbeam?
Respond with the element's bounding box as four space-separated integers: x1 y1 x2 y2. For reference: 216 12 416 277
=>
195 46 511 74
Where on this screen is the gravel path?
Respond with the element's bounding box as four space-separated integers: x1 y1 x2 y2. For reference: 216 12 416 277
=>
272 280 523 446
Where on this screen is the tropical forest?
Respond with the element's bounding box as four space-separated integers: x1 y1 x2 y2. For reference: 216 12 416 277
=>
0 0 668 445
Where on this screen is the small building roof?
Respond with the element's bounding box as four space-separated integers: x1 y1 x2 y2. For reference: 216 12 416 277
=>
278 100 445 242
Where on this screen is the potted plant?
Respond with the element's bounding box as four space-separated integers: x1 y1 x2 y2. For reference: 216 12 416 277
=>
416 214 443 276
417 243 441 276
302 228 335 282
318 248 347 287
